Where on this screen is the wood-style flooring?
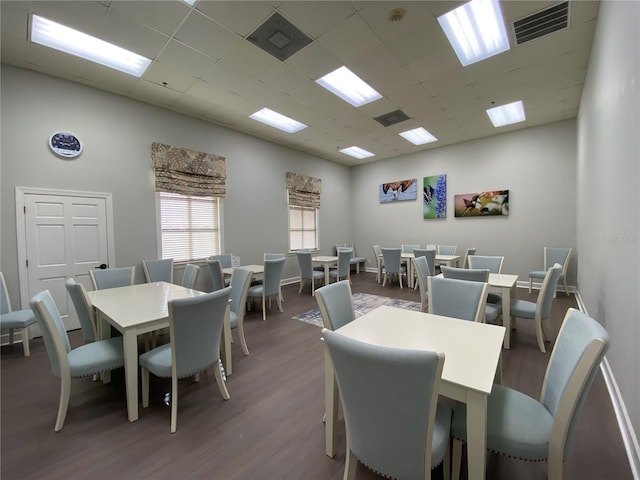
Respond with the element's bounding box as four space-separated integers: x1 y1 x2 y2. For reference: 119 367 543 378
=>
1 271 632 480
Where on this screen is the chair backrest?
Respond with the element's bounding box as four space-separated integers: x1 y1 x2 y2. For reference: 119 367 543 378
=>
263 258 286 296
441 266 489 282
0 272 12 314
536 264 563 320
210 254 233 268
206 260 226 291
89 267 135 290
142 258 174 283
463 247 477 268
296 251 314 279
402 244 420 254
427 276 488 322
336 248 353 277
468 255 504 273
437 244 457 255
372 244 382 258
315 281 355 330
264 253 285 260
229 268 252 318
323 329 445 478
65 278 96 343
544 247 572 276
413 248 436 276
30 290 71 378
380 248 402 274
541 308 609 459
181 264 199 289
412 256 431 312
168 287 232 378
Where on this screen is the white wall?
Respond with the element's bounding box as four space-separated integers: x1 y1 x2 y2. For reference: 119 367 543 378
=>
577 0 640 455
350 120 578 283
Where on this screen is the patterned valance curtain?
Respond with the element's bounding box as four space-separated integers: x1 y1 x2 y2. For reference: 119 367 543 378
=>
152 142 226 197
286 171 321 209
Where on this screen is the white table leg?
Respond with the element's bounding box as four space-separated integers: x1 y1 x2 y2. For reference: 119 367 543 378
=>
324 264 330 285
96 311 111 384
123 330 139 422
376 256 382 283
466 390 487 480
502 286 511 349
325 349 338 458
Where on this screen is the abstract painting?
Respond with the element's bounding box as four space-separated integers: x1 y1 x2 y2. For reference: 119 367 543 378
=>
423 174 447 219
379 178 417 203
454 190 510 217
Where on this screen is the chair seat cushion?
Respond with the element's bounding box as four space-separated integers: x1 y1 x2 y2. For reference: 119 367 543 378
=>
309 271 325 280
487 293 502 304
350 256 366 265
139 343 172 378
247 285 264 297
529 270 546 280
452 384 553 460
68 337 124 378
0 309 37 329
432 401 453 466
485 303 501 323
510 299 536 318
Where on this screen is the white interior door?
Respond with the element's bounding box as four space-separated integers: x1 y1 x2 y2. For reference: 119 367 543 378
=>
16 188 114 332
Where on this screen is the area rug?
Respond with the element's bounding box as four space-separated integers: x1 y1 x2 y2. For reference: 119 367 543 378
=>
292 293 421 328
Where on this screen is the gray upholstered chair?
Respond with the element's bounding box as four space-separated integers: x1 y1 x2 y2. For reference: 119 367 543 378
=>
462 247 477 268
380 247 405 288
206 259 226 292
468 255 504 304
529 247 572 297
247 258 285 320
142 258 174 283
343 243 366 274
412 248 436 290
229 267 253 355
372 244 383 283
511 264 563 353
30 290 125 431
330 248 352 283
89 266 135 290
211 254 232 268
437 244 457 255
315 280 356 331
65 278 97 344
181 264 199 289
322 329 451 480
451 308 609 480
297 251 324 296
440 266 501 323
263 253 285 301
427 276 488 323
412 256 432 312
401 244 420 254
139 286 232 433
1 272 38 356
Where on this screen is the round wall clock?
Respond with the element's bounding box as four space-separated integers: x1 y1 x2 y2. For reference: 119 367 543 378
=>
49 132 82 159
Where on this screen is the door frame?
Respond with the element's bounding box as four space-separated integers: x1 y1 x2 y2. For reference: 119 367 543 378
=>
15 186 116 309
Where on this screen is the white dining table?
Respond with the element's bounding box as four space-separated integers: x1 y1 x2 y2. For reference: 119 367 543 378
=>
312 255 338 285
377 252 461 287
88 282 232 422
324 305 505 480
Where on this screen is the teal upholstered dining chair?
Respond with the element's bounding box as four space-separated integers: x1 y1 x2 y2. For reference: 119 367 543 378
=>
315 280 356 331
30 290 125 431
427 276 488 323
142 258 174 283
401 244 420 254
412 256 433 313
65 278 97 344
440 266 501 324
468 255 504 304
462 247 477 268
89 266 135 290
322 328 451 480
330 248 352 283
247 258 285 320
412 248 436 290
139 286 232 433
1 272 38 357
210 254 232 286
297 251 324 296
229 267 253 355
181 264 199 289
437 244 457 255
206 259 226 292
344 243 366 274
380 247 405 288
372 245 384 283
451 308 609 480
511 264 563 353
529 247 572 297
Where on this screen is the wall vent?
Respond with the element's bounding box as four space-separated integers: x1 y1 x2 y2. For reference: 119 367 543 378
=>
374 110 409 127
513 1 570 46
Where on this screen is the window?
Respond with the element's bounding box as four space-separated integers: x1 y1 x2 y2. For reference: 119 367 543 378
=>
289 205 318 251
159 192 221 262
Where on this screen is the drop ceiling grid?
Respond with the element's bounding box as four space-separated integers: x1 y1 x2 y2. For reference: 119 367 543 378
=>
195 1 274 37
173 10 241 60
108 1 192 37
101 9 170 59
277 2 358 40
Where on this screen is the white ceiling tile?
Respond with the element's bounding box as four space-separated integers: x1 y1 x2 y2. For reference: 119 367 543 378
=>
278 2 357 39
202 61 256 93
101 9 170 58
219 40 281 78
258 64 311 95
156 40 218 78
317 12 381 62
174 10 241 59
109 1 192 36
28 1 109 36
131 78 182 107
143 61 198 92
196 1 274 36
283 41 341 80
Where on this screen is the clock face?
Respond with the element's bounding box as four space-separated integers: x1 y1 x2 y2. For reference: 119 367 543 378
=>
49 132 82 158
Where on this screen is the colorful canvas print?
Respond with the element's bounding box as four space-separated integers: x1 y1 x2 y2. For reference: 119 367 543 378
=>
454 190 509 217
423 174 447 219
379 178 417 203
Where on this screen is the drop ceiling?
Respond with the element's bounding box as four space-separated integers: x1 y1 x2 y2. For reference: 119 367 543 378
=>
0 1 599 166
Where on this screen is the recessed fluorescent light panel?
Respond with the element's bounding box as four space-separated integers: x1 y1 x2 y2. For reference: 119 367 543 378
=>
316 66 382 107
30 15 151 77
249 108 308 133
399 127 438 145
438 0 510 66
486 100 526 127
182 0 197 5
339 146 375 159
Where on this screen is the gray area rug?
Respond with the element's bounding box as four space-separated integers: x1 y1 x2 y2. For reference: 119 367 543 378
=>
292 292 421 328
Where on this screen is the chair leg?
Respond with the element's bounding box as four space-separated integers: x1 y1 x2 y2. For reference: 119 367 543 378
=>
8 328 14 346
529 277 533 294
237 321 250 355
535 317 547 354
21 326 30 357
141 368 150 408
262 295 266 321
344 449 358 480
214 359 230 400
276 291 283 313
442 440 451 480
170 375 178 433
564 277 570 296
451 438 464 480
54 375 71 432
299 279 304 294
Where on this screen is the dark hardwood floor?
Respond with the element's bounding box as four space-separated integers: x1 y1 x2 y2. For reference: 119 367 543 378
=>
1 271 632 480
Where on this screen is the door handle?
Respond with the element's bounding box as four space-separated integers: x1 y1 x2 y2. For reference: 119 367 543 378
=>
96 263 108 270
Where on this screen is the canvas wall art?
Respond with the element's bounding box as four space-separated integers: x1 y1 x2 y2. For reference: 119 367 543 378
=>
454 190 509 217
379 178 417 203
423 174 447 219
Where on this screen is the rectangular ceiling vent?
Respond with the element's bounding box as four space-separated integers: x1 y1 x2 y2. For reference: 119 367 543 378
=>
247 12 312 61
513 1 570 46
374 110 410 127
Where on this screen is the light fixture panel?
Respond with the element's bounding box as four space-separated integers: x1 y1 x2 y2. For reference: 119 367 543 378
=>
339 146 375 159
399 127 438 145
249 108 308 133
486 100 526 127
316 66 382 107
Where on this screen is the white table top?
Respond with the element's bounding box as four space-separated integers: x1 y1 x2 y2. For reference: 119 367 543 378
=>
436 272 518 288
222 264 264 276
335 305 505 395
312 255 338 262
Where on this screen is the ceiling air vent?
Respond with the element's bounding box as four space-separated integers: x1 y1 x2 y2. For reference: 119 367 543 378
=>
247 12 312 61
513 1 570 46
374 110 410 127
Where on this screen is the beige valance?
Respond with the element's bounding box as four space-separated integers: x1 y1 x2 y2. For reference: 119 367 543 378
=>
286 171 321 209
152 142 226 197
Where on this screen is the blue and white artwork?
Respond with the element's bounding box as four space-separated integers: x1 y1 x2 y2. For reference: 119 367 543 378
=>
379 178 417 203
423 174 447 219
